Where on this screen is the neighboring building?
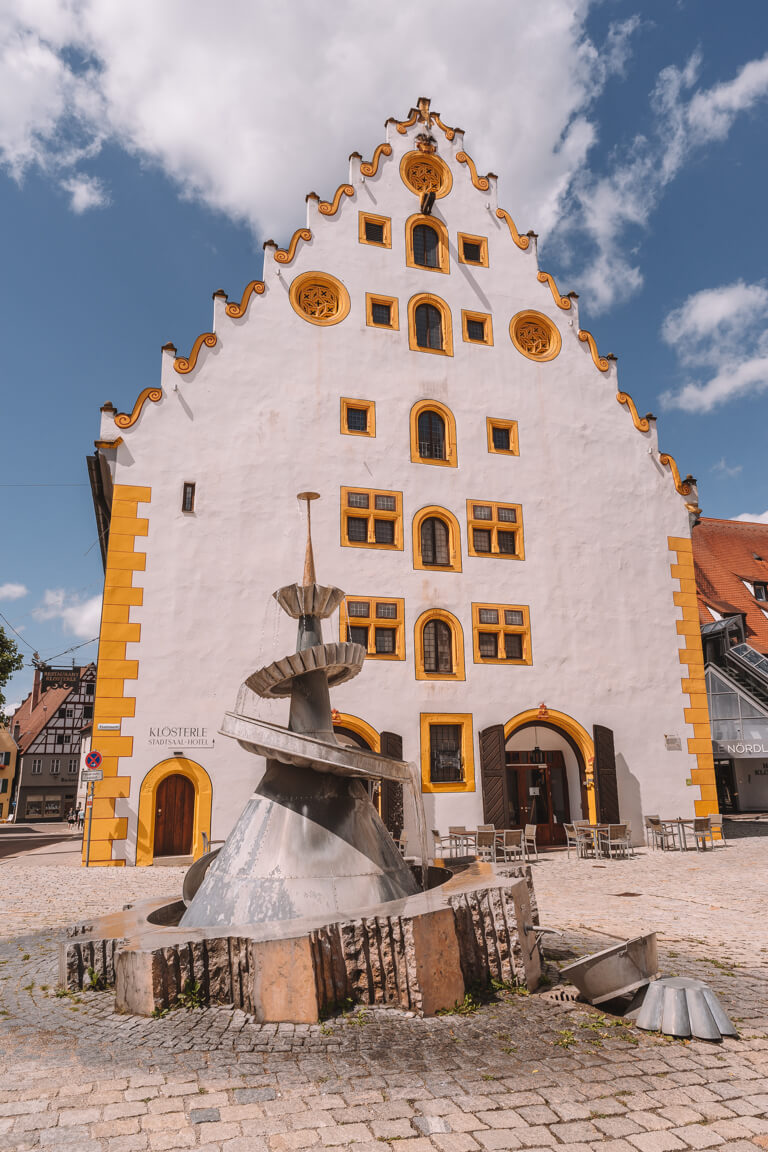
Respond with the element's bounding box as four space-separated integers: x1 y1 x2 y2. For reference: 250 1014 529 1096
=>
694 516 768 813
0 723 18 821
84 97 713 867
11 665 95 821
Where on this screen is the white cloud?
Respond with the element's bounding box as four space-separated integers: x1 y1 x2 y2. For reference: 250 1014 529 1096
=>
732 511 768 525
711 457 743 478
61 173 109 212
2 701 21 718
33 589 101 639
660 280 768 411
0 582 28 601
0 0 634 234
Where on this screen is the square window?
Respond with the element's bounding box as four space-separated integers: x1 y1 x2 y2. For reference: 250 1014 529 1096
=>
478 608 499 625
497 530 517 553
366 294 399 331
346 407 368 433
473 504 492 520
478 632 498 659
429 724 464 784
86 684 94 697
365 220 384 244
348 492 369 509
504 609 524 626
463 241 482 263
347 517 368 542
376 602 397 619
462 309 492 346
348 625 369 647
504 633 523 660
473 528 492 553
374 519 395 545
371 302 391 326
457 233 488 268
492 425 510 451
755 583 768 601
467 318 485 342
375 628 396 654
374 494 396 512
347 600 369 617
497 506 517 523
359 213 391 248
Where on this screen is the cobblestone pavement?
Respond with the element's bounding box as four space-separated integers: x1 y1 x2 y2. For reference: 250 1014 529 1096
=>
1 838 767 1152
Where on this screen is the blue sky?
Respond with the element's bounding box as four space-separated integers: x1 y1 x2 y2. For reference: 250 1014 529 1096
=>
1 0 767 709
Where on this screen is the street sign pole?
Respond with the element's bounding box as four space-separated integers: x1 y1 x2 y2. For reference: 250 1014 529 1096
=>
85 780 94 868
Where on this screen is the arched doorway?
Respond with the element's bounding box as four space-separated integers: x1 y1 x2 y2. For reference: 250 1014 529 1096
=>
136 757 212 866
154 773 194 857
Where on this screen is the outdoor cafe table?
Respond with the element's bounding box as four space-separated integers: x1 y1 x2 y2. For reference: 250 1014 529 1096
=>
661 817 697 851
578 823 610 857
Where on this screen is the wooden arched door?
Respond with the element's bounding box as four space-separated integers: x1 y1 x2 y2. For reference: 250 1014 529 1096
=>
154 773 195 857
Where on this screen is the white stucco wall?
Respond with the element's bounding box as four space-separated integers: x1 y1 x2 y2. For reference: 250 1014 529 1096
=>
95 112 701 862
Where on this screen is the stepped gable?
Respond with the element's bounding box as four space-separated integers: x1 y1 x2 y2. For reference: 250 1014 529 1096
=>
693 517 768 653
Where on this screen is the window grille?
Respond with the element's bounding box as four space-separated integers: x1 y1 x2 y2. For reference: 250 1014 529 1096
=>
468 501 523 558
348 625 369 647
346 407 368 432
415 303 443 350
421 517 450 566
498 506 517 522
473 528 491 553
182 482 195 513
472 603 530 664
68 759 78 773
376 603 397 619
51 759 60 775
85 684 94 697
347 601 369 617
505 610 524 626
473 504 492 520
462 240 482 263
32 759 42 774
371 301 391 326
347 517 368 542
478 608 499 625
365 220 385 244
429 724 463 783
478 632 498 658
491 425 510 451
497 531 517 554
375 628 396 654
340 596 405 659
755 583 768 601
342 487 401 549
374 520 395 545
83 705 93 720
348 491 369 508
423 619 453 674
417 410 446 460
374 494 396 511
466 318 485 342
413 224 439 267
504 633 523 660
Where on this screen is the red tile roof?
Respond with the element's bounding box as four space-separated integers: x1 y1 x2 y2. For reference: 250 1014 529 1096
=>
693 517 768 654
11 684 73 754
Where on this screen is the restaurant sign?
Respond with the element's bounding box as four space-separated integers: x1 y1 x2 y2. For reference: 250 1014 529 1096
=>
41 666 81 691
713 740 768 758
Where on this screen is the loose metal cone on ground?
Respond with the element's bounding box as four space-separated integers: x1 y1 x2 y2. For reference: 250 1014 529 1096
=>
630 977 738 1041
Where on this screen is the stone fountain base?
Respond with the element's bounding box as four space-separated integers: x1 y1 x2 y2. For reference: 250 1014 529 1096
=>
61 863 541 1021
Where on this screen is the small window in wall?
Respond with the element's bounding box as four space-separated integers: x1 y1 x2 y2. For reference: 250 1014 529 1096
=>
339 597 405 660
32 759 42 774
341 487 403 550
406 215 449 274
487 418 519 456
462 311 493 345
754 582 768 601
340 397 376 437
458 233 488 267
83 705 93 720
420 712 475 793
412 506 462 572
359 212 391 248
0 779 8 794
365 294 399 330
408 294 453 357
415 609 465 681
410 400 457 467
85 683 94 697
467 500 524 560
51 759 60 775
182 482 196 513
472 603 532 665
68 759 78 773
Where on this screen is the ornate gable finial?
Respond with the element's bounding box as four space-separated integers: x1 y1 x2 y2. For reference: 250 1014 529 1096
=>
417 96 431 124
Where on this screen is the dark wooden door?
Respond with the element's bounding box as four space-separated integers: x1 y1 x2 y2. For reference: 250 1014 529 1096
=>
154 773 194 857
593 725 620 823
505 752 570 845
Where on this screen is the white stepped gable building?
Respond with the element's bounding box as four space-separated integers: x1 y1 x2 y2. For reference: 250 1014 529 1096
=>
85 97 716 868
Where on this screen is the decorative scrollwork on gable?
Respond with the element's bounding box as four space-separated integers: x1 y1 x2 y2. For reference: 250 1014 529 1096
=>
537 270 571 310
456 151 490 191
659 453 693 496
617 391 651 433
360 142 392 177
114 389 163 429
225 281 265 318
274 228 312 265
319 184 354 216
395 109 420 134
495 208 530 250
578 329 610 372
431 113 456 141
174 333 217 375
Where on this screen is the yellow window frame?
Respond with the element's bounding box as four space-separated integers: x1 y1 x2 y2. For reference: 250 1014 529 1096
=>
457 232 489 267
420 712 475 794
358 212 392 248
414 609 465 682
412 505 462 573
339 596 405 660
409 399 458 468
486 418 519 456
407 293 454 357
466 499 525 560
461 309 493 346
405 213 450 274
340 397 376 437
472 603 532 665
341 486 403 551
365 293 399 330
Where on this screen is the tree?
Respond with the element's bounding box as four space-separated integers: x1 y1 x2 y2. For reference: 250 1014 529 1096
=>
0 627 24 716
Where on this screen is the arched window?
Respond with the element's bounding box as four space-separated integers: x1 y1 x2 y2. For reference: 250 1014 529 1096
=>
413 223 439 268
415 303 442 351
415 609 465 681
423 619 453 674
421 517 450 566
417 410 445 460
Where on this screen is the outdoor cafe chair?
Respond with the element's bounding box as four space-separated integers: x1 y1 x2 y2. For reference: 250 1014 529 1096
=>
597 823 627 859
497 829 524 862
647 817 676 851
523 823 539 861
693 817 714 851
709 814 727 846
575 825 596 858
644 814 659 847
431 829 451 859
563 823 582 859
476 827 496 862
448 826 466 834
621 824 635 858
